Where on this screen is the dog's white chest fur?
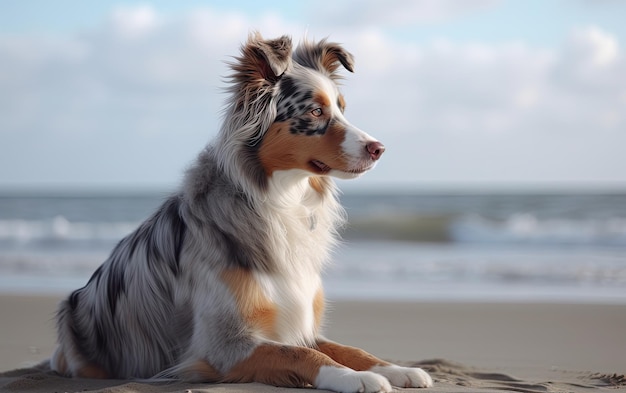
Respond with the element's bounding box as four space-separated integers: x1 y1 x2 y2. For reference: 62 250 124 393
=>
254 270 322 345
251 170 340 345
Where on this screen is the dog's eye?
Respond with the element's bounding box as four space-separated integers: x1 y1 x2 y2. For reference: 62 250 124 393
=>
311 108 323 117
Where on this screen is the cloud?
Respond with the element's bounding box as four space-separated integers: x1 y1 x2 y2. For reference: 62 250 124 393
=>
110 5 160 39
578 26 619 67
315 0 499 27
341 35 557 135
334 26 626 186
558 26 622 89
0 5 625 189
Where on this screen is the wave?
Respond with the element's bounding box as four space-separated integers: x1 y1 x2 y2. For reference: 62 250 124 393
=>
451 213 626 247
346 213 626 247
0 216 138 251
345 214 454 242
2 211 626 253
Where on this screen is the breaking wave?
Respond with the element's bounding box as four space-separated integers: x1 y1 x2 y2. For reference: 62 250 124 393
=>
346 213 626 248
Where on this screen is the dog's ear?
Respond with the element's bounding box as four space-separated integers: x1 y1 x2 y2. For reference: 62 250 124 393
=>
319 41 354 74
294 39 354 79
236 32 292 83
255 34 292 79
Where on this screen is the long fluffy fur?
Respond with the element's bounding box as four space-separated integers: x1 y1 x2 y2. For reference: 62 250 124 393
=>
51 32 432 392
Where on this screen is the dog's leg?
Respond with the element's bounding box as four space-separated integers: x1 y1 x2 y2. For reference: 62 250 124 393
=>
50 343 109 378
51 298 110 379
222 342 392 393
315 339 433 388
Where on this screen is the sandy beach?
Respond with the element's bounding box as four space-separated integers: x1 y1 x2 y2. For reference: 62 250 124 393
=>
1 294 624 392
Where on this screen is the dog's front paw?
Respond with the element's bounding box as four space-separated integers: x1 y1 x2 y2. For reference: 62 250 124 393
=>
315 366 392 393
370 365 433 388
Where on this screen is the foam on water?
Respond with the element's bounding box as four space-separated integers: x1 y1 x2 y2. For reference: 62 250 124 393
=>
451 213 626 247
1 192 625 302
0 216 137 245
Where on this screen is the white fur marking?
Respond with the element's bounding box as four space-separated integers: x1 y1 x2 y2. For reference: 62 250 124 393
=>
369 365 433 388
250 170 340 346
315 366 392 393
340 124 374 159
254 270 321 346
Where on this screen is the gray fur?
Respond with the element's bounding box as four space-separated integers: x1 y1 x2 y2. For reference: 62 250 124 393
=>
51 33 353 381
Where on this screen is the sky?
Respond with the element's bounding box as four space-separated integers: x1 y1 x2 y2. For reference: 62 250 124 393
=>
1 0 625 192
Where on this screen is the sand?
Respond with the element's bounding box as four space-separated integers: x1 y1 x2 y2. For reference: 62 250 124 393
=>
1 294 624 392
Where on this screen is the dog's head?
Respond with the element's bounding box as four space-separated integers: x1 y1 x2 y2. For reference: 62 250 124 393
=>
225 33 384 189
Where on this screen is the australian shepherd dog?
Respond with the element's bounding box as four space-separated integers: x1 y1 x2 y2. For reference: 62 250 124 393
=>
50 33 433 392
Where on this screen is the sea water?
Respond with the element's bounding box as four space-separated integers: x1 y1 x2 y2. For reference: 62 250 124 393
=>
0 191 625 303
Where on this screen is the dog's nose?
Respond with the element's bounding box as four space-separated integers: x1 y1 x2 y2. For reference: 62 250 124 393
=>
366 141 385 161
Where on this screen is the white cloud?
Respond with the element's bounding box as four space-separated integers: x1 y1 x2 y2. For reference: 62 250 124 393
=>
186 8 248 48
335 26 626 186
317 0 499 27
570 26 619 67
342 37 556 138
110 5 160 39
557 26 624 97
0 6 625 189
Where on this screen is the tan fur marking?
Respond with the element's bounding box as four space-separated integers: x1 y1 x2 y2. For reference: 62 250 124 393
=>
76 362 109 379
337 94 346 112
54 346 108 378
313 288 325 331
180 360 222 382
315 341 390 371
308 177 325 194
259 122 348 176
321 48 343 75
314 91 331 108
221 268 278 340
230 34 291 109
53 349 68 376
223 343 341 387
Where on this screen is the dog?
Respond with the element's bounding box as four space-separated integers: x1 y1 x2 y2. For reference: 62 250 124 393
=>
50 33 433 392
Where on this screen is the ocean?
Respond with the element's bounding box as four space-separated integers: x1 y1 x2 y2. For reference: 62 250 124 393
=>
1 191 625 303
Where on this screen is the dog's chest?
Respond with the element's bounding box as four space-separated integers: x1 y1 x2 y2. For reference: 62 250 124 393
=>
248 175 336 344
252 269 322 346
